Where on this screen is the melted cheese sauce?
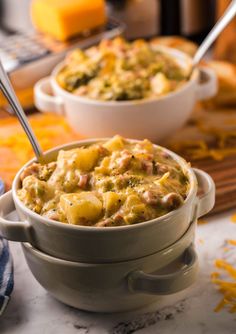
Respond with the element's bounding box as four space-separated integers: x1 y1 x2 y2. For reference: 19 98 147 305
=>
18 136 189 227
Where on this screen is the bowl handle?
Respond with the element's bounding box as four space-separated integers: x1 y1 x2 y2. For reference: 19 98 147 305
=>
34 77 64 115
193 168 215 218
195 67 218 101
128 245 198 295
0 191 31 242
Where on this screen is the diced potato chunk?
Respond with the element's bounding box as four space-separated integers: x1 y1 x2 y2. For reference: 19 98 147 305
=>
141 139 154 153
103 135 124 152
125 194 142 208
123 194 147 224
75 146 99 171
57 146 99 172
124 203 146 224
60 192 102 225
151 73 171 95
57 148 78 165
95 156 111 175
103 191 123 216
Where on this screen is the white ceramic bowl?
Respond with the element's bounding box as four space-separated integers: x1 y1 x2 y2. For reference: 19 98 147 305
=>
34 46 218 142
22 220 198 313
0 139 215 263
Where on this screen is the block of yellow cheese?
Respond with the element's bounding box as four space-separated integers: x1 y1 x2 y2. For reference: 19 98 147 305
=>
31 0 107 41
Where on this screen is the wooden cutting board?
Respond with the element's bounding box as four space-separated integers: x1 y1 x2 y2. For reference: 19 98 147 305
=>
163 105 236 215
188 156 236 215
1 106 236 215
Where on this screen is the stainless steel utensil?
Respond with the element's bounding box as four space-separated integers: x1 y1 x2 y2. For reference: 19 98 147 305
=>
0 61 43 161
193 0 236 67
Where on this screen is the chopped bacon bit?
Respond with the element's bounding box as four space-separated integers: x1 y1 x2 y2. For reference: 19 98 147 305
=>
96 218 113 227
113 213 124 224
98 145 109 157
75 86 88 96
118 153 132 171
146 153 154 161
142 190 161 205
121 149 133 158
45 211 59 221
78 174 89 189
162 192 183 210
142 160 153 175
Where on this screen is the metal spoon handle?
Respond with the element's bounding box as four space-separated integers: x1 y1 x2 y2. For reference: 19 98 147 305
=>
0 61 43 160
193 0 236 66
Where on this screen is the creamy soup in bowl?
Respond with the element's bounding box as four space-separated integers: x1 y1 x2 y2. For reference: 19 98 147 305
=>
17 136 189 227
34 38 217 142
56 38 189 101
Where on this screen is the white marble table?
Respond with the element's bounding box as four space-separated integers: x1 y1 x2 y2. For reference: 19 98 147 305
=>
0 211 235 334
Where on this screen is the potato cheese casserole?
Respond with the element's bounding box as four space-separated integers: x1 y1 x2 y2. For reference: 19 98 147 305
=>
57 38 188 101
18 136 189 227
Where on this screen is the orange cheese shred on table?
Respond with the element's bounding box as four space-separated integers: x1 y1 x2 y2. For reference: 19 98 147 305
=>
228 239 236 246
169 136 236 161
167 116 236 161
231 214 236 223
211 240 236 313
198 219 208 225
0 113 82 189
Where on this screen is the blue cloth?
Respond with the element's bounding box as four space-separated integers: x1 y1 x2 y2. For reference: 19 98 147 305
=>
0 237 14 315
0 180 4 195
0 179 14 315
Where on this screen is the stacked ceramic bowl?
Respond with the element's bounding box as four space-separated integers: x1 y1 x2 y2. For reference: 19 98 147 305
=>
0 140 215 312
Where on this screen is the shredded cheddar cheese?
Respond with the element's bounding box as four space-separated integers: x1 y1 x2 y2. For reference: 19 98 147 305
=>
167 114 236 161
0 113 81 189
212 240 236 313
198 238 205 245
169 139 236 161
198 219 208 225
215 259 236 278
228 239 236 246
231 214 236 223
154 172 170 185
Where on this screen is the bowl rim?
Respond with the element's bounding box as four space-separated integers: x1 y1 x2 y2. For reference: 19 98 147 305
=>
51 45 198 107
13 138 198 232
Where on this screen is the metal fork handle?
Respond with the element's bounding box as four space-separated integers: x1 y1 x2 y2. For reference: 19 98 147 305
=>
193 0 236 66
0 61 43 160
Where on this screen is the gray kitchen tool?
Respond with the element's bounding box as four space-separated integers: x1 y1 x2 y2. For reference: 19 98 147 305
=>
192 0 236 69
0 60 43 160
